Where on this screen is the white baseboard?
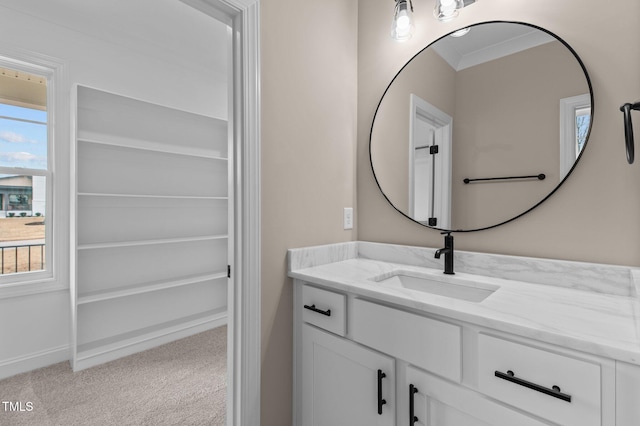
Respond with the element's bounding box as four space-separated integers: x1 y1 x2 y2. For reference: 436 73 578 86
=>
73 313 227 371
0 314 227 380
0 345 70 381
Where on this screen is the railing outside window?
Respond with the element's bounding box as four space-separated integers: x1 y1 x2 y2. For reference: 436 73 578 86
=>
0 242 45 274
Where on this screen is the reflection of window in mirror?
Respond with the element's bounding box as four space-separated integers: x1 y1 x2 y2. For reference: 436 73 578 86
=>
575 106 591 154
560 94 591 180
0 63 51 283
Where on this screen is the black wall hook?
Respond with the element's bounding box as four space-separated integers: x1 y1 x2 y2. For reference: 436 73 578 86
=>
620 101 640 164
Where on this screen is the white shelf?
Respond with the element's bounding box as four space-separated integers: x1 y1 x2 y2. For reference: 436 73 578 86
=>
76 139 228 198
77 234 228 251
78 131 227 160
78 192 228 201
75 308 227 370
72 85 229 370
77 272 227 305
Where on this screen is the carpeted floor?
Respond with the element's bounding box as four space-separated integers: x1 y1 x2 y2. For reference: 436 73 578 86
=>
0 326 227 426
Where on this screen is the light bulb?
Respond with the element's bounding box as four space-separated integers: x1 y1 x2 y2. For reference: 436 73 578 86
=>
450 27 471 37
391 0 413 41
434 0 464 22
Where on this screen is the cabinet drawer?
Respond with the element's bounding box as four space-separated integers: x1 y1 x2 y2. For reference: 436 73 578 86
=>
301 284 346 336
478 334 601 426
351 298 461 382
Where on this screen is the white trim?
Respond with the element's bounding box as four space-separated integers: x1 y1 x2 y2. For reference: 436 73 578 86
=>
73 313 227 372
0 48 68 294
180 1 261 426
0 344 69 381
433 26 554 71
560 94 590 179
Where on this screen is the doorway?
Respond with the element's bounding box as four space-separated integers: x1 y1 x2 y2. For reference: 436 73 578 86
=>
179 1 261 425
409 94 452 229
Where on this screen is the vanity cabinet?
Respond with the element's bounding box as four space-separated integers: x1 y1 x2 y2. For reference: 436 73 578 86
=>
477 334 601 426
616 362 640 426
404 365 549 426
301 324 395 426
293 281 619 426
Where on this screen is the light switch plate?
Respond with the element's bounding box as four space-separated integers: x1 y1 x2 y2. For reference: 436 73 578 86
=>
343 207 353 230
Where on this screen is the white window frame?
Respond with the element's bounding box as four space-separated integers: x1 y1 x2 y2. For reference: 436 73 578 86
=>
560 94 591 179
0 50 67 298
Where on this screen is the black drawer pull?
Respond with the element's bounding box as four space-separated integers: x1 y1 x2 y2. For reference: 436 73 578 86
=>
409 384 419 425
495 370 572 403
377 369 387 415
303 304 331 316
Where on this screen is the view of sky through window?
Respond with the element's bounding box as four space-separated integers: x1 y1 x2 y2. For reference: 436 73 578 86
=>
0 103 47 170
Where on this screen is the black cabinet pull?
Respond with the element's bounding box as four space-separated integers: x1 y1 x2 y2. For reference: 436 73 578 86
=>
377 369 387 415
494 370 572 403
303 304 331 317
409 384 419 425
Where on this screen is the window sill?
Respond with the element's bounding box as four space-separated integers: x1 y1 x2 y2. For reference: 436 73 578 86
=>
0 278 66 300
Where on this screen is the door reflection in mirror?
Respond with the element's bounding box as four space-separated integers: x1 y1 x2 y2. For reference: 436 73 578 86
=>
410 95 451 229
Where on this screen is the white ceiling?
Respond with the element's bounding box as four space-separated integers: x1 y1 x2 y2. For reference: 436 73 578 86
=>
432 22 555 71
0 0 229 77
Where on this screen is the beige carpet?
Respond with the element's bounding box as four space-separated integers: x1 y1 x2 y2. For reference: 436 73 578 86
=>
0 326 226 426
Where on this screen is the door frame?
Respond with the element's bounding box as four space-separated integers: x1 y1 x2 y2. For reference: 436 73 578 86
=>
180 1 261 425
409 94 452 229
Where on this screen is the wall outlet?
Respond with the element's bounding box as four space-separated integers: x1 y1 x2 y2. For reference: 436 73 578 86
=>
343 207 353 230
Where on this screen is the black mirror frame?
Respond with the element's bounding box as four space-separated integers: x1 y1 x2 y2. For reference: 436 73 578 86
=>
369 20 594 233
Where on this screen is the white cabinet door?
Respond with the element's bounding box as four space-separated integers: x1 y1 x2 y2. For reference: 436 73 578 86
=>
405 366 549 426
616 362 640 426
301 324 395 426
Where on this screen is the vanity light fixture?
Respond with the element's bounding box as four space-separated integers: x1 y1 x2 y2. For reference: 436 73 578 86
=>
434 0 464 22
450 27 471 37
391 0 477 41
391 0 414 41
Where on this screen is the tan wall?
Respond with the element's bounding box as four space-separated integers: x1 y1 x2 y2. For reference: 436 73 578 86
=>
452 40 589 229
260 0 358 424
358 0 640 263
261 0 640 423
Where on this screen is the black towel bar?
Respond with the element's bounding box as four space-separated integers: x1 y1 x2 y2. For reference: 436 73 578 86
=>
620 101 640 164
463 174 545 184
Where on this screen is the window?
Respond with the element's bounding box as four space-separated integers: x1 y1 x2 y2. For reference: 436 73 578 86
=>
0 64 51 283
575 106 591 155
560 94 591 180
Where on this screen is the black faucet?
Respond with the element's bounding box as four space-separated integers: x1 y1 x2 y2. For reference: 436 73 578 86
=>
434 232 454 275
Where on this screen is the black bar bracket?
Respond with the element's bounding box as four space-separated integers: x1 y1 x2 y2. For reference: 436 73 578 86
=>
620 101 640 164
464 174 545 184
303 304 331 317
377 369 387 415
495 370 572 403
409 384 419 425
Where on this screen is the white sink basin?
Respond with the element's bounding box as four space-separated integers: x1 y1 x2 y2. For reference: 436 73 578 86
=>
372 270 499 303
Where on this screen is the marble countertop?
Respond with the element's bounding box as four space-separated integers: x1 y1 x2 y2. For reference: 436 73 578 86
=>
288 241 640 365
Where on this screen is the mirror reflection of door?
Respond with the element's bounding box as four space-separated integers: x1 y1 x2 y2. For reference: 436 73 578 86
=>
409 94 452 229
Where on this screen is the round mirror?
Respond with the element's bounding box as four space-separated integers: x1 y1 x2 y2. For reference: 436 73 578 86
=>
370 21 593 232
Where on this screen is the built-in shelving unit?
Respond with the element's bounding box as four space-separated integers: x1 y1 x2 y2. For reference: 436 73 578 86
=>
71 86 229 371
